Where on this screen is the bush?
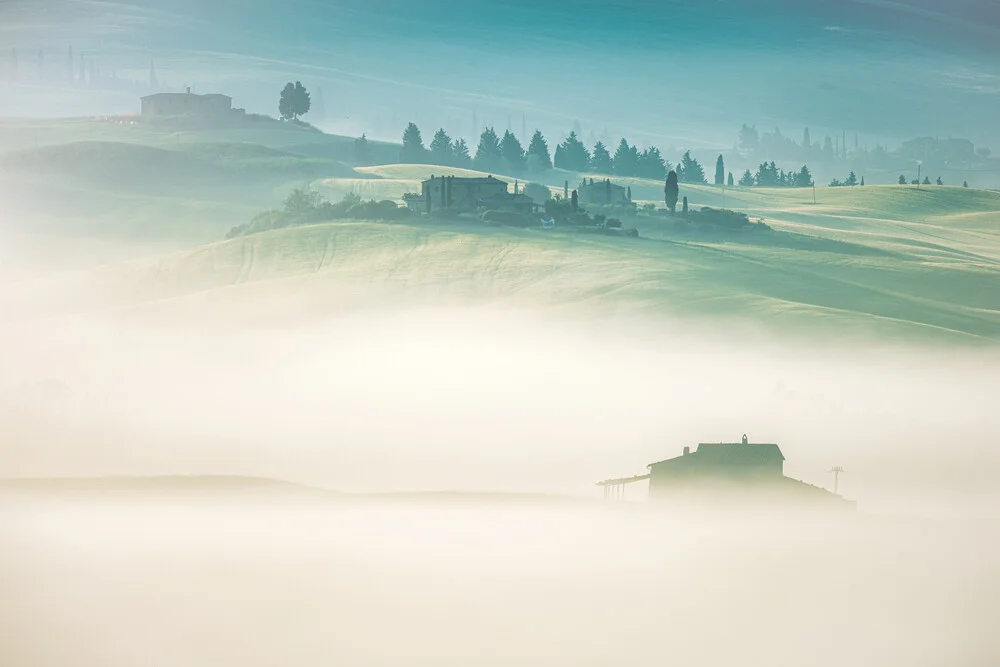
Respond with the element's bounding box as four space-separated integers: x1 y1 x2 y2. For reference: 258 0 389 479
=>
482 209 533 227
521 182 552 205
227 190 409 238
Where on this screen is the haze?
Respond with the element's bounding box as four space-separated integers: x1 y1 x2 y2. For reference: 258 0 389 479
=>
2 1 1000 665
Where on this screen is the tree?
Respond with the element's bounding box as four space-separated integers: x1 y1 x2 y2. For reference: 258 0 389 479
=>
739 169 755 186
754 161 779 187
795 165 814 188
429 128 454 165
823 136 835 160
571 189 578 212
558 131 590 172
612 138 639 176
739 124 759 155
553 145 566 171
936 176 943 185
728 172 734 187
637 146 666 180
474 126 503 173
963 180 969 188
845 170 858 186
860 176 865 186
923 176 931 185
898 174 907 185
682 196 688 215
400 122 427 163
278 81 311 121
451 138 472 168
664 170 679 213
353 134 371 166
591 141 613 174
526 130 553 172
499 130 526 173
714 154 725 185
676 151 706 184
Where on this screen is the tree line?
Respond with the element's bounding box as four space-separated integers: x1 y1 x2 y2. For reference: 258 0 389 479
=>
393 122 714 183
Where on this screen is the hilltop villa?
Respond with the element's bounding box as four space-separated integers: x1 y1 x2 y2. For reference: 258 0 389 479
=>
578 178 629 206
412 175 540 215
140 88 234 117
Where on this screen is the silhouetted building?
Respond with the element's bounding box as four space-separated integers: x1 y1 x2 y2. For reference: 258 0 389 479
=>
598 434 855 509
578 178 628 206
416 175 509 213
140 89 232 117
647 436 785 498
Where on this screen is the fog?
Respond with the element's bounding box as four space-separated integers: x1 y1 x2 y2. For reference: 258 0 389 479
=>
3 237 1000 665
2 493 999 667
4 2 1000 663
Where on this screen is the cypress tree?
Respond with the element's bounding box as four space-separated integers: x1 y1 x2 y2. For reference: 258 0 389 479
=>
715 154 725 185
664 170 679 214
727 172 734 187
682 196 688 216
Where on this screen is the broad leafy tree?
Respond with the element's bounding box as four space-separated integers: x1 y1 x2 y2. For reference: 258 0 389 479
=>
279 81 311 121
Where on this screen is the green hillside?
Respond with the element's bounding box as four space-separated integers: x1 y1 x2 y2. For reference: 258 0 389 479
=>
7 182 999 344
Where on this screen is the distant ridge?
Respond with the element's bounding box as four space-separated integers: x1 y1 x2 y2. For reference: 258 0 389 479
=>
0 474 337 495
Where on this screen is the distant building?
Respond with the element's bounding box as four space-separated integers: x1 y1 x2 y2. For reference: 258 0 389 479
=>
478 191 539 215
140 88 233 117
598 434 855 509
415 175 509 213
646 437 785 497
578 178 628 206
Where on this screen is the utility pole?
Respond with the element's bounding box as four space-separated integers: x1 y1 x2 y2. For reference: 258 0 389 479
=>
829 466 845 494
917 162 922 189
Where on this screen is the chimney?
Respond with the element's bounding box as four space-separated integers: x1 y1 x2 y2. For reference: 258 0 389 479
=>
683 446 690 455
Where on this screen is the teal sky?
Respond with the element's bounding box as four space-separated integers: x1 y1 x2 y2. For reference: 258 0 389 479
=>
2 0 999 150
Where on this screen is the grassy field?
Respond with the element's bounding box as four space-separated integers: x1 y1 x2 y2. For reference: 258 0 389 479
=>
2 118 999 344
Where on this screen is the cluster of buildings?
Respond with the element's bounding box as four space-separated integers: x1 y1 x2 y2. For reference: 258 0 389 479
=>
409 174 636 216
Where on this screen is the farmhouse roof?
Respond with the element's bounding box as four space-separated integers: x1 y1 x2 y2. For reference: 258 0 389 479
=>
647 442 785 468
140 92 232 102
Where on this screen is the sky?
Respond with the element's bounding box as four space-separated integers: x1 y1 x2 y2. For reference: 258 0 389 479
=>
2 0 1000 149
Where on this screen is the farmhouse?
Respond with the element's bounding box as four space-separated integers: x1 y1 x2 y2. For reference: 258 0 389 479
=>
578 178 629 206
140 88 233 117
598 434 855 509
416 175 509 213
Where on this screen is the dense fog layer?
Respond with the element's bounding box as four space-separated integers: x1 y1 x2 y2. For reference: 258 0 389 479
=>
1 494 998 667
2 301 999 518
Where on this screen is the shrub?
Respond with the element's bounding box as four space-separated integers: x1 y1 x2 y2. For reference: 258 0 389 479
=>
521 182 552 205
482 209 532 227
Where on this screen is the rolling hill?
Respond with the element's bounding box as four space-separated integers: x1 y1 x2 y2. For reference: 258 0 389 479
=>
4 181 998 344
